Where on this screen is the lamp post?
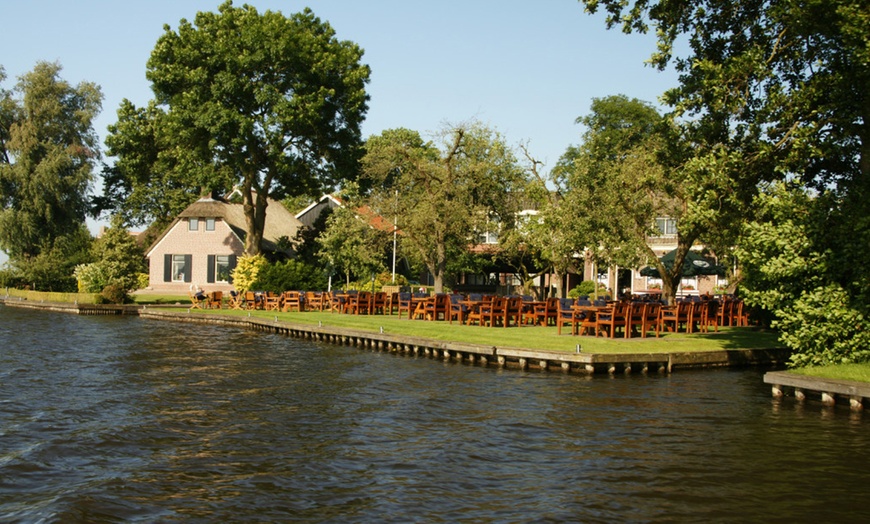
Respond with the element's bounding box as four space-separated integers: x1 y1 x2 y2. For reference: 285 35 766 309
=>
391 189 398 283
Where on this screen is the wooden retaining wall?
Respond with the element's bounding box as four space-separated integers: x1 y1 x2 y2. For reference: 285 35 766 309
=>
136 309 789 375
1 298 790 376
764 371 870 411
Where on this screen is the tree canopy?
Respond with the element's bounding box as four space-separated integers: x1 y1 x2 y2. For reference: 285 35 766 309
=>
105 1 371 255
0 62 102 261
0 62 102 290
360 123 525 293
581 0 870 363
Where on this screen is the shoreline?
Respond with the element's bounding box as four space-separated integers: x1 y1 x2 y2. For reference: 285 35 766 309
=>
1 297 790 374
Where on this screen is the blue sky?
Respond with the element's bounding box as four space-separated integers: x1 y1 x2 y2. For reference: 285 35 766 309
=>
1 0 679 265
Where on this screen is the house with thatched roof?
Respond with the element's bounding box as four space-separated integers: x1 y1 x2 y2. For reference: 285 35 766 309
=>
144 194 302 293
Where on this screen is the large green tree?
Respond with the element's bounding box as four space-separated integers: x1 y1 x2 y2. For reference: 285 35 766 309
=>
105 2 370 255
0 62 102 261
560 95 728 304
0 63 102 290
361 124 525 293
581 0 870 361
317 203 391 288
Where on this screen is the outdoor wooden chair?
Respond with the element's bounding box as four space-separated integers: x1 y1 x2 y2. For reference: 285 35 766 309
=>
448 294 468 324
596 302 628 338
556 298 582 335
395 292 413 318
480 297 507 327
699 300 718 333
371 292 387 315
624 302 645 338
263 292 282 311
206 291 223 309
227 291 245 310
504 296 524 327
188 291 205 309
348 291 372 315
422 293 450 321
532 297 559 327
656 302 683 336
282 291 302 312
641 302 660 338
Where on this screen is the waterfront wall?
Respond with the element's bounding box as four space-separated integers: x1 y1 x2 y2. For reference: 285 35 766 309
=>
1 298 791 375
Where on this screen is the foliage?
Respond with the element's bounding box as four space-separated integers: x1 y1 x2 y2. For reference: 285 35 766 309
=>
360 123 525 292
0 62 102 263
559 94 718 304
230 253 267 293
508 145 596 298
737 183 870 367
580 0 870 363
100 284 128 304
346 271 409 292
74 215 145 298
317 200 391 286
251 259 328 293
568 280 607 299
105 2 371 254
74 262 110 293
10 225 94 292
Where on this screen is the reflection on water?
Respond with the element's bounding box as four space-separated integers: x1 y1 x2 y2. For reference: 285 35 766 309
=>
1 305 868 522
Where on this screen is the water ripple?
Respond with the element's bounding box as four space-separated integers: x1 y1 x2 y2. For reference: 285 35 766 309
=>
1 307 869 522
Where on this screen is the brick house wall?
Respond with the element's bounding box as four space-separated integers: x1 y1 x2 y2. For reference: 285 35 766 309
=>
146 217 244 294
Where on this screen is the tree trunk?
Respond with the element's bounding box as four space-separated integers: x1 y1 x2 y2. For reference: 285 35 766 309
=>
242 187 267 256
552 272 564 299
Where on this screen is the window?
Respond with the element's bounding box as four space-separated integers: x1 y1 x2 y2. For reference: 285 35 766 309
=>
206 218 216 231
215 255 230 283
188 218 199 231
655 217 677 236
478 231 499 244
172 254 188 282
207 254 236 284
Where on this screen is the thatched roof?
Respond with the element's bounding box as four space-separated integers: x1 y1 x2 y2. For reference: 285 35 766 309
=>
147 196 303 256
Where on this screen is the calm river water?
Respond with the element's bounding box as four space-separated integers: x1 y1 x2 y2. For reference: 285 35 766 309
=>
1 305 868 523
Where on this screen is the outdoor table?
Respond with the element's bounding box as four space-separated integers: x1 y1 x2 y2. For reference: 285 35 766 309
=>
409 296 431 319
458 300 484 325
573 305 606 336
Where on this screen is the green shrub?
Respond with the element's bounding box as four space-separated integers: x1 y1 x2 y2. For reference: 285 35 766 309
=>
568 280 606 299
776 284 870 367
231 254 268 293
100 284 128 304
252 259 328 292
347 271 409 292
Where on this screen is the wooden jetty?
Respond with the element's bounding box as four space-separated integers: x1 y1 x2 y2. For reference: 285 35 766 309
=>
764 371 870 411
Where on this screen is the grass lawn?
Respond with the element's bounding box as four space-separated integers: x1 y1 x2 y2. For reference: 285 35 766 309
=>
163 306 783 355
791 363 870 383
133 293 191 305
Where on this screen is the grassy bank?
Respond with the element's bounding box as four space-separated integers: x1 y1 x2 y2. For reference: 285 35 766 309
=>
166 306 781 355
4 288 101 304
791 363 870 383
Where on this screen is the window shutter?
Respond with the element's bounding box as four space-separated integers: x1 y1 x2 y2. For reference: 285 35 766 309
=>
228 255 238 284
207 255 215 283
164 254 171 282
184 255 192 283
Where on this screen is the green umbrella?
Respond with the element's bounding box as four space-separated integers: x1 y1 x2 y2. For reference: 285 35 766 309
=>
640 249 726 278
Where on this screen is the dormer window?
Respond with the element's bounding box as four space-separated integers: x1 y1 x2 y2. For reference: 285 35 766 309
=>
188 218 199 231
206 218 215 231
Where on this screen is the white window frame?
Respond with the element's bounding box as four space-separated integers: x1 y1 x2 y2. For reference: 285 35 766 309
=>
215 255 231 283
172 254 188 282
